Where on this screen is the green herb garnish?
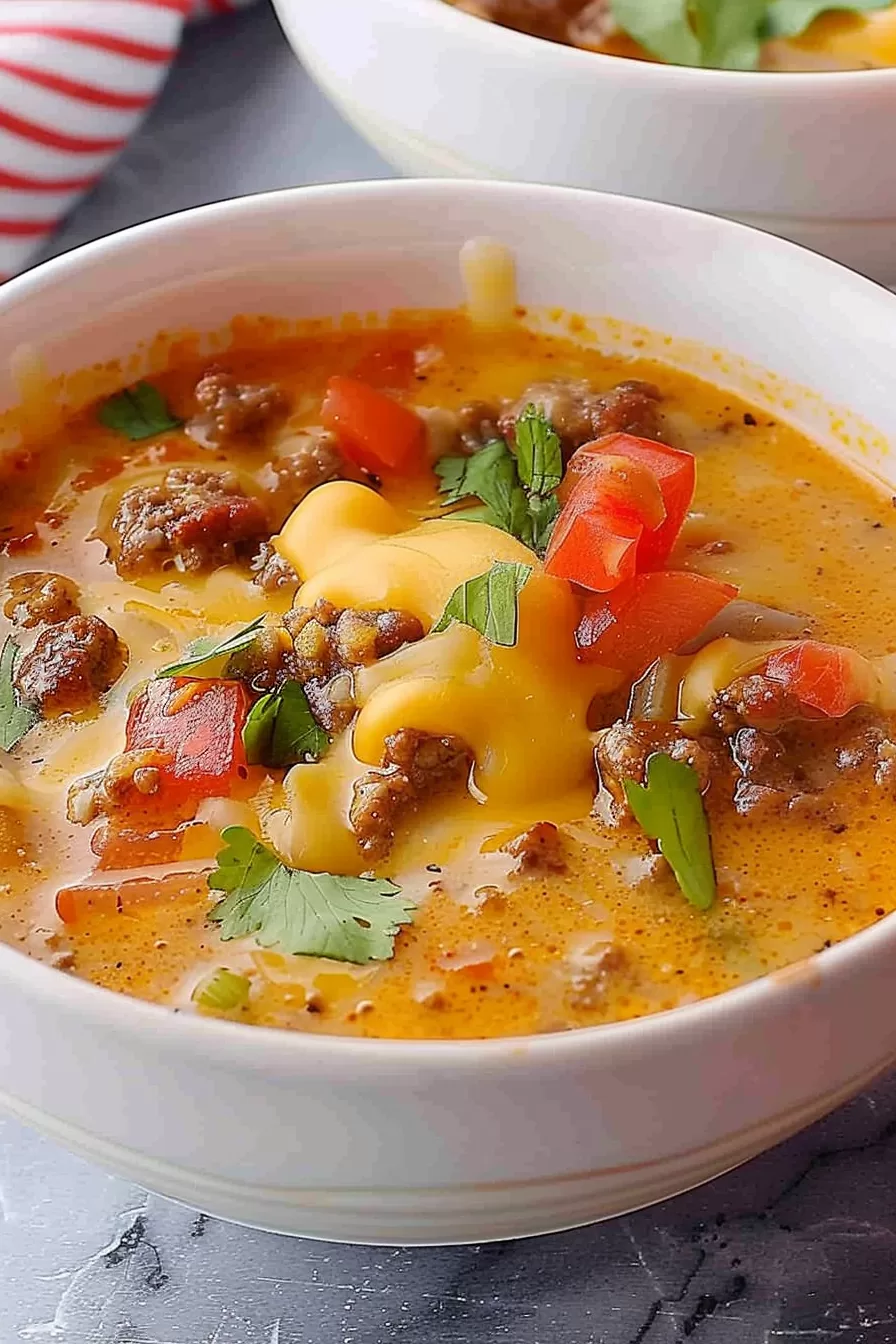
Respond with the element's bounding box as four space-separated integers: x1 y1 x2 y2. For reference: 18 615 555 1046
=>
433 561 531 648
0 637 39 751
208 827 415 964
242 681 328 768
98 381 182 441
514 404 563 497
525 491 561 555
157 616 265 678
192 967 251 1015
436 438 530 533
624 753 716 911
435 408 561 555
609 0 890 70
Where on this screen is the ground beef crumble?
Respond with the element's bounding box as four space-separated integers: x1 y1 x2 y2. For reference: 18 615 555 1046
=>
503 821 567 874
3 571 80 627
257 431 344 526
103 467 270 577
594 721 726 819
226 598 425 733
350 728 473 858
67 748 168 825
14 615 127 715
499 378 663 456
250 542 299 594
186 369 286 447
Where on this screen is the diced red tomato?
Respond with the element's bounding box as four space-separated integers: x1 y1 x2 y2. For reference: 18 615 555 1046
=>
125 678 249 804
321 375 425 473
576 570 738 676
91 820 220 871
764 641 875 719
544 478 646 591
565 434 696 570
56 870 207 925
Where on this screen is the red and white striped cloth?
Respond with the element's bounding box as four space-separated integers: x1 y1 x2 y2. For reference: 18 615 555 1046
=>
0 0 258 280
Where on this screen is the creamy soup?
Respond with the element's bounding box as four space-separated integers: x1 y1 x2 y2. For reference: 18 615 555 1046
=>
2 279 896 1039
447 0 896 71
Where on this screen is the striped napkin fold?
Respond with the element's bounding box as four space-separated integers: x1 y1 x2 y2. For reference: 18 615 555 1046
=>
0 0 259 280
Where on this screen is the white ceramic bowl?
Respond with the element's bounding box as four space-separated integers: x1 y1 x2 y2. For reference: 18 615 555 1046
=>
273 0 896 285
3 181 896 1246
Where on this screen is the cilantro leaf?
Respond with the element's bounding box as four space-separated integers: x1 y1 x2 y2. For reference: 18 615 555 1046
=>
433 561 531 647
693 0 769 68
435 440 509 505
611 0 807 69
243 681 328 768
0 637 39 751
514 404 563 497
764 0 891 38
623 752 716 911
610 0 700 65
208 826 415 964
526 491 560 555
436 439 532 533
434 454 471 503
98 381 182 441
157 616 266 678
435 434 559 555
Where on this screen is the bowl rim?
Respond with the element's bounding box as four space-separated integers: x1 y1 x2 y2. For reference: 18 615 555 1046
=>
4 176 896 1074
383 0 896 88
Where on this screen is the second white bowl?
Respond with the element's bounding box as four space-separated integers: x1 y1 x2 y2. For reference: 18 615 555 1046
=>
274 0 896 285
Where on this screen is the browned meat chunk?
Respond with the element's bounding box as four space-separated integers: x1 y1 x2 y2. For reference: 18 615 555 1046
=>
728 727 809 815
595 720 727 819
287 600 424 682
350 729 473 858
250 542 299 594
588 380 663 443
499 378 663 456
257 432 344 525
186 369 286 447
728 712 896 816
456 400 502 450
3 571 80 628
67 748 167 825
15 615 127 715
713 673 806 734
503 821 567 874
227 599 425 733
105 467 270 577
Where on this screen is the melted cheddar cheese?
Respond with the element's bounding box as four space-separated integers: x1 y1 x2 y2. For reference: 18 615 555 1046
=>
272 483 609 871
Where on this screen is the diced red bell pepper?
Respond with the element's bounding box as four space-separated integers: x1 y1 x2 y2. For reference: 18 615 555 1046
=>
764 641 874 719
125 678 249 804
56 870 208 924
321 375 425 473
565 434 696 570
576 570 738 676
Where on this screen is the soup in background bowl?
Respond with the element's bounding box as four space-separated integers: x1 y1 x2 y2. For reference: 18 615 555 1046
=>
2 181 896 1244
445 0 896 71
